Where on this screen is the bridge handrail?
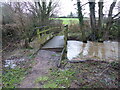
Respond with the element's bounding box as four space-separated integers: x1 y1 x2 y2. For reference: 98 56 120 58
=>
36 26 61 34
35 26 48 29
29 26 62 42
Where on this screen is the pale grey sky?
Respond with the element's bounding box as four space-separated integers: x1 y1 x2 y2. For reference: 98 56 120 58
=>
1 0 120 17
58 0 120 17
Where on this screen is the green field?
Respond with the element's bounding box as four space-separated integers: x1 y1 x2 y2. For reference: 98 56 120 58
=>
51 18 79 25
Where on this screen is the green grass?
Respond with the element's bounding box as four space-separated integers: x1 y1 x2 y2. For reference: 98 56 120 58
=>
43 82 59 88
2 57 36 88
2 67 28 88
35 68 76 88
34 59 118 88
51 18 79 25
35 76 49 83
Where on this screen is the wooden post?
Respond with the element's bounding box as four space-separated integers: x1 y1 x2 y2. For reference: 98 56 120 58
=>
37 29 40 40
64 25 68 53
57 25 68 68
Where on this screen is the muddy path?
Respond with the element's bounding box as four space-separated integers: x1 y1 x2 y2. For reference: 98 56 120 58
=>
19 50 60 88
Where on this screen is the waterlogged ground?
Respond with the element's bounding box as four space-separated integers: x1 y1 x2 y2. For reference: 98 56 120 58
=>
67 40 118 62
63 60 119 88
23 59 118 88
2 40 119 88
19 50 60 88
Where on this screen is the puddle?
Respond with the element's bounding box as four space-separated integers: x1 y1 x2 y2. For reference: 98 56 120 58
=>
4 60 17 68
67 40 118 62
37 50 61 61
4 58 26 68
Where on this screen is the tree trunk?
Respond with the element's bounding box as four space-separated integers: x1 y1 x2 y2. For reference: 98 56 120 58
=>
37 0 52 26
77 0 85 41
98 0 103 38
89 1 97 41
104 0 117 40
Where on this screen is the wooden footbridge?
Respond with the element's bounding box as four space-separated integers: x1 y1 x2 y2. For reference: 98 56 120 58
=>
30 25 68 67
34 25 68 51
42 36 64 51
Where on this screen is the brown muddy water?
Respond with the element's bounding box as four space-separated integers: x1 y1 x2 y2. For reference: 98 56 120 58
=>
67 41 119 62
3 40 119 68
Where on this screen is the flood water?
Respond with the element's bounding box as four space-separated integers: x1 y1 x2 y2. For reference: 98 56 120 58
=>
67 41 83 60
4 58 26 68
3 40 119 68
67 40 118 62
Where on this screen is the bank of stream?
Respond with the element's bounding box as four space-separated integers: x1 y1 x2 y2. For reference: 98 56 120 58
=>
2 39 119 88
67 40 118 62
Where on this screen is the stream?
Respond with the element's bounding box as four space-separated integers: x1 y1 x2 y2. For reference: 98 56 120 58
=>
67 40 118 62
3 40 119 68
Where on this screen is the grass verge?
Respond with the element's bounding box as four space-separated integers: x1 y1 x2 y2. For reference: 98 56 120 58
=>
35 60 119 88
2 57 36 88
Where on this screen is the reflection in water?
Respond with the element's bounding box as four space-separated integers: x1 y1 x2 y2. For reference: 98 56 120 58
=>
67 40 118 62
67 41 83 60
104 41 118 61
82 41 90 56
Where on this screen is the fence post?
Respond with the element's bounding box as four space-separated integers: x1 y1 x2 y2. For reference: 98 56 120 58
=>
64 25 68 53
37 29 40 39
57 25 68 68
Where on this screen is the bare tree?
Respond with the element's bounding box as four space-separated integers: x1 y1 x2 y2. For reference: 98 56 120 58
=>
2 3 14 25
98 0 104 37
77 0 85 41
34 0 59 26
104 0 117 40
11 2 35 48
88 0 97 41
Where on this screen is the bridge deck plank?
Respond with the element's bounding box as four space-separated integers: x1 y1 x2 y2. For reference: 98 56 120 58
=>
42 36 64 49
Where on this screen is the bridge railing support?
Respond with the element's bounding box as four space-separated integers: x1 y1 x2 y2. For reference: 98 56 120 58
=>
57 25 68 68
36 26 61 45
64 25 68 53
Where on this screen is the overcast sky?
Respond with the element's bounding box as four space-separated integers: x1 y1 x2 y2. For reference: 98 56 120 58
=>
1 0 120 17
58 0 120 17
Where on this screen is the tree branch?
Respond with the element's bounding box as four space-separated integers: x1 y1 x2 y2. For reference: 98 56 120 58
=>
112 12 120 19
